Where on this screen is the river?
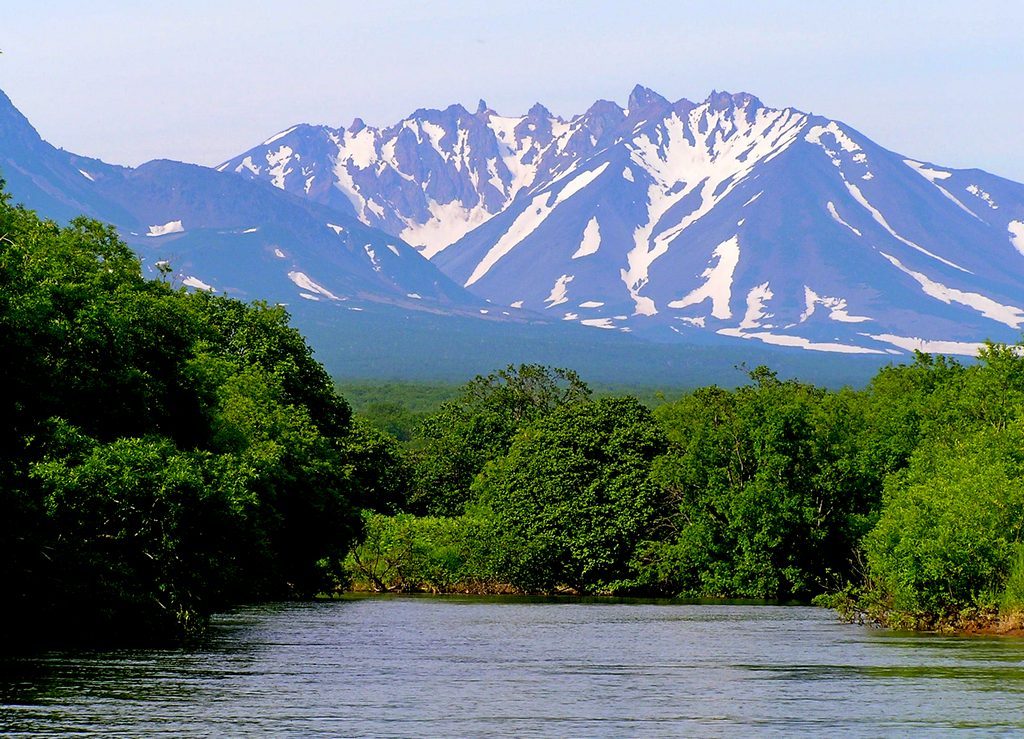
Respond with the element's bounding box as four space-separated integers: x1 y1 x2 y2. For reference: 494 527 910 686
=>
3 596 1024 736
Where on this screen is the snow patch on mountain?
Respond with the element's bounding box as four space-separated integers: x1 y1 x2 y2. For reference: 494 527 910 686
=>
801 287 871 323
146 220 183 237
826 201 861 236
806 121 862 156
406 199 496 259
236 156 260 176
342 127 379 169
487 114 543 196
288 271 342 301
967 184 998 209
1008 221 1024 257
903 159 951 181
667 235 740 319
363 245 382 272
572 217 602 259
738 282 774 329
544 274 574 308
262 125 299 146
866 333 984 356
718 327 883 354
266 146 294 189
880 252 1024 328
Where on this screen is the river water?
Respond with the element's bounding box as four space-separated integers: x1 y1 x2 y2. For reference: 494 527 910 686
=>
3 596 1024 736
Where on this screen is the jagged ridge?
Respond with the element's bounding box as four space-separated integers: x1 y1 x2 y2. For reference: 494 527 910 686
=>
224 86 1024 356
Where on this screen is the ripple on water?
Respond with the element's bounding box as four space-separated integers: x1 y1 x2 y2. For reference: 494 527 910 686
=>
3 597 1024 737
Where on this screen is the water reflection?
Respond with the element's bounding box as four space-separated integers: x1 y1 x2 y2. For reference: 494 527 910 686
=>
2 597 1024 736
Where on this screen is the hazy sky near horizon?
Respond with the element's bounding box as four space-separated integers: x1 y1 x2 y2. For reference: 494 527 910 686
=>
2 1 1023 179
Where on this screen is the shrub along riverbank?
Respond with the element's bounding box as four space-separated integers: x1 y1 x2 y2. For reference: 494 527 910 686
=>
3 180 1022 645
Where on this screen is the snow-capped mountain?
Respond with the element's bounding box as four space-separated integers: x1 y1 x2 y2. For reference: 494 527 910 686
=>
0 88 481 314
227 86 1024 356
220 92 647 260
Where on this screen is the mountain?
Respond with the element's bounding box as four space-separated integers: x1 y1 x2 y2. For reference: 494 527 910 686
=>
6 86 891 387
0 88 481 314
225 86 1024 357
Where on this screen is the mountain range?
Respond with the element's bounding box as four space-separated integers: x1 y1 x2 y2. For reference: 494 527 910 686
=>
224 85 1024 357
4 84 1024 383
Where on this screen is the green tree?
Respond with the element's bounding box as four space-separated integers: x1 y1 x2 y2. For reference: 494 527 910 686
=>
409 364 590 515
0 181 363 644
863 427 1024 627
479 396 667 592
647 369 877 599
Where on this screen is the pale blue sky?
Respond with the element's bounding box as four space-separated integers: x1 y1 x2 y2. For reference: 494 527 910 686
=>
3 1 1023 180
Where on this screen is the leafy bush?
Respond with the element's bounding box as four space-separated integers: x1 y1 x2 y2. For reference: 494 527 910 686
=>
346 512 501 592
863 429 1024 627
478 396 668 592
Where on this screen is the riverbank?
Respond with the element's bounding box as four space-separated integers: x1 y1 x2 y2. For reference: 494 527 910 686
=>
820 588 1024 637
957 611 1024 637
349 585 1024 638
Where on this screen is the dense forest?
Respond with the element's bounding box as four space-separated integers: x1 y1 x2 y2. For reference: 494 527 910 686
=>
3 181 1023 647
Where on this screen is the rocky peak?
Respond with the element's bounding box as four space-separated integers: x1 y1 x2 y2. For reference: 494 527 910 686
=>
627 84 670 115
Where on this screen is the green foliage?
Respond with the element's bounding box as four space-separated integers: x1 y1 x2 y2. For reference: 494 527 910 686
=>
338 417 413 513
346 512 500 592
479 396 668 592
850 344 1024 627
863 429 1024 626
30 435 237 636
408 364 591 515
645 370 880 599
1002 544 1024 613
0 183 365 644
337 380 460 415
355 401 425 443
337 381 458 444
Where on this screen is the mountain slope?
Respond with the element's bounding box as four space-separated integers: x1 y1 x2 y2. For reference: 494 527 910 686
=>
226 87 1024 356
0 88 482 314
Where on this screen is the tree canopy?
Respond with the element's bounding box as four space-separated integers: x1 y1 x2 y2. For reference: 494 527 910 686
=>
0 181 368 644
